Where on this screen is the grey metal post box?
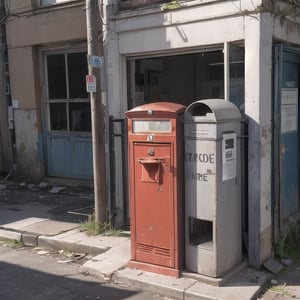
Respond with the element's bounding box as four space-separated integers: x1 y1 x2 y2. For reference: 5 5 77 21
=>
184 99 242 278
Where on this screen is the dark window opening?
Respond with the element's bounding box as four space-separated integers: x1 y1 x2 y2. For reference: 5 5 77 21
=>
49 102 67 131
47 54 67 99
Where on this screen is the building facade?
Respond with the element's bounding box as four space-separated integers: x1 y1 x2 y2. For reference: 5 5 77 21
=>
104 0 300 268
6 0 93 181
4 0 300 270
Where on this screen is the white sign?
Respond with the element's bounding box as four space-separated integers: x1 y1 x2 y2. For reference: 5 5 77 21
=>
88 55 103 69
86 75 96 93
222 133 237 181
281 88 298 133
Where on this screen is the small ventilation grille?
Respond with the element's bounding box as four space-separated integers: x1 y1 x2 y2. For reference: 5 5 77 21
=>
136 243 171 257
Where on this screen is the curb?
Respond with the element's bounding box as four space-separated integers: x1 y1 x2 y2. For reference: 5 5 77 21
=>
0 229 22 243
38 235 108 255
0 229 108 256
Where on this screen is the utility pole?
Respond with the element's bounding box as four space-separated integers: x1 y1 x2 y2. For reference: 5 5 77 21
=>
86 0 107 224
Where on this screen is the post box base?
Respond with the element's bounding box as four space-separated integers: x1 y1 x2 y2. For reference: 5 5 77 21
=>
127 260 180 278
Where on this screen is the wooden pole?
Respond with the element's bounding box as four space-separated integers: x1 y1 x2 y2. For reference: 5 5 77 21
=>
86 0 107 224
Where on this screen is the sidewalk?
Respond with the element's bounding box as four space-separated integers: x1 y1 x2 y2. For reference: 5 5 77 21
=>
0 182 298 300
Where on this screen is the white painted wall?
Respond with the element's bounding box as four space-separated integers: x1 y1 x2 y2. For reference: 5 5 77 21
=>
244 13 273 267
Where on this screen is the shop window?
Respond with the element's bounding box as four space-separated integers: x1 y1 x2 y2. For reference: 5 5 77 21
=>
127 46 245 111
39 0 73 6
127 50 224 108
45 51 90 132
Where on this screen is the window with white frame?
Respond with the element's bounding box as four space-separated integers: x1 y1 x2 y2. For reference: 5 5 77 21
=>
45 51 91 132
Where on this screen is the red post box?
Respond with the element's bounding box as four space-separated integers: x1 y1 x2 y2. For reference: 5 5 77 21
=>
126 102 185 277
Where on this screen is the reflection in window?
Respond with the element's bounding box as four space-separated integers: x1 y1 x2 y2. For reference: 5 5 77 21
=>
49 103 67 131
69 102 91 132
39 0 72 6
127 50 224 108
229 44 245 114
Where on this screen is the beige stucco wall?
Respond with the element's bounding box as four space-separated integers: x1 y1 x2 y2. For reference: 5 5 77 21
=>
7 3 86 48
8 47 38 110
6 1 87 179
8 0 33 14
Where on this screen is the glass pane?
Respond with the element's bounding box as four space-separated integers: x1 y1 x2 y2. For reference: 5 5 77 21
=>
127 50 224 109
47 54 67 99
133 120 171 132
69 102 91 132
49 103 67 131
40 0 72 5
229 44 245 113
68 52 88 99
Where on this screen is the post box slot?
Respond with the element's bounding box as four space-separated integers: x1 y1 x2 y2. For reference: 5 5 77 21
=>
138 158 165 164
139 158 165 184
189 217 213 250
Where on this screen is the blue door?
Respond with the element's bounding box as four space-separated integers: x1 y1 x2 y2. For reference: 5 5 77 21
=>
47 134 93 179
274 46 300 233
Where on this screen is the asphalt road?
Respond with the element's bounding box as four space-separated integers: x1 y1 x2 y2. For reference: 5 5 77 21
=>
0 245 169 300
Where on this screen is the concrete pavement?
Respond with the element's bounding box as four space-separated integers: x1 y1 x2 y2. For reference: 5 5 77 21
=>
0 182 298 300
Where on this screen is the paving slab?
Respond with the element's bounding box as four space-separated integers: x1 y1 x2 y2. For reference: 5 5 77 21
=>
1 217 47 231
185 268 269 300
20 219 78 235
0 203 55 225
115 268 197 300
83 238 130 277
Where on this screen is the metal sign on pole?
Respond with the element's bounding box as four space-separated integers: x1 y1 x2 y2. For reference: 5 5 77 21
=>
88 55 104 69
86 75 97 93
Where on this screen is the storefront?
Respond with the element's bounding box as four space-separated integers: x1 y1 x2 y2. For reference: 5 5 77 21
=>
105 0 300 267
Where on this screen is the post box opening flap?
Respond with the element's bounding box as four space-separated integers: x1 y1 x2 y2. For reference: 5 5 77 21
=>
189 104 214 118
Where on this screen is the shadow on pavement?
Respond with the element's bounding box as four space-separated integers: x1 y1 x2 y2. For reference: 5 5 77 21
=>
0 259 140 300
0 184 94 226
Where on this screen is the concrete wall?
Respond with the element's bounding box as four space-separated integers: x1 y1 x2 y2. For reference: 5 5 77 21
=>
245 13 273 268
6 1 86 179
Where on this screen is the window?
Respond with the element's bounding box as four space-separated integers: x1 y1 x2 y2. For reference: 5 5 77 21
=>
39 0 73 6
45 51 91 132
127 50 224 108
229 44 245 114
127 45 245 111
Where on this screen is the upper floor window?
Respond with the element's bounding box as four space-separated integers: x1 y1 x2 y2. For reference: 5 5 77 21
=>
39 0 73 6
